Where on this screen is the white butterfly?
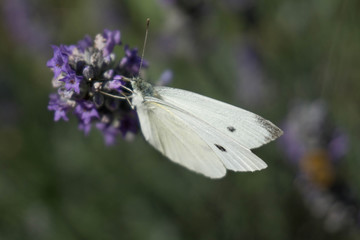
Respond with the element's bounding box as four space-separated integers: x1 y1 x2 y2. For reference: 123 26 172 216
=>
125 77 283 179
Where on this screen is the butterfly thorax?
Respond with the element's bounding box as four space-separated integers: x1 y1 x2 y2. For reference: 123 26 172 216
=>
131 77 154 96
131 77 160 106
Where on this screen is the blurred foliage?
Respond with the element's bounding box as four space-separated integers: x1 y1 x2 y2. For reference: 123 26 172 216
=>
0 0 360 239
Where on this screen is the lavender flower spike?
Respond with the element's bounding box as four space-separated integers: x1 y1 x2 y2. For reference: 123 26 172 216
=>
47 29 148 145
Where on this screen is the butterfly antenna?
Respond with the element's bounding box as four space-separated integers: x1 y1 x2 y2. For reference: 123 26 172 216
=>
138 18 150 78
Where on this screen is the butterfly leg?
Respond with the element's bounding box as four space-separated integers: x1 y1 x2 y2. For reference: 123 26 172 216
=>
121 92 134 109
120 84 134 94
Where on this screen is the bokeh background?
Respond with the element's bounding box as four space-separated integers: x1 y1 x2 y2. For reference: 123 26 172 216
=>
1 0 360 239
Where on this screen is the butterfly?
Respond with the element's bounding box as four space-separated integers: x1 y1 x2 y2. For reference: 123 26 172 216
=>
122 76 283 178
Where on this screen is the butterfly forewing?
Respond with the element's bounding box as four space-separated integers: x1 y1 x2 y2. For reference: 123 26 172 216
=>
154 86 283 150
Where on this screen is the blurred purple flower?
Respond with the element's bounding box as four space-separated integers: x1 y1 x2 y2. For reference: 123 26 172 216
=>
3 0 51 54
156 70 173 86
236 41 267 106
328 129 348 160
96 122 120 145
279 100 348 164
279 100 358 231
78 122 92 136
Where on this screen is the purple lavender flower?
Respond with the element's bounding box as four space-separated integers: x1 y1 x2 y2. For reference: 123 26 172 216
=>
74 102 99 125
47 29 149 145
105 75 124 91
328 129 348 160
47 94 71 121
119 45 147 76
78 122 92 135
96 122 121 145
59 44 76 56
77 35 92 52
95 111 138 145
102 29 121 56
46 46 70 79
94 29 121 57
59 72 83 94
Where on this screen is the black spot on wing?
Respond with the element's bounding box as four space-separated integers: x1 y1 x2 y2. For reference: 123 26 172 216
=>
215 144 226 152
227 126 236 132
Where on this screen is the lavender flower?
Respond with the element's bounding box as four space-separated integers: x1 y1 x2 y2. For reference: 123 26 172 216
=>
74 102 100 125
77 35 92 53
101 29 121 56
47 93 71 122
47 29 149 145
105 75 125 91
96 122 121 145
46 46 70 79
59 72 83 94
119 45 147 76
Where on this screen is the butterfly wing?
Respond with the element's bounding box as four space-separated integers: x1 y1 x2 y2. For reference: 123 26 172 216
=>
136 96 267 178
154 86 283 150
136 98 227 178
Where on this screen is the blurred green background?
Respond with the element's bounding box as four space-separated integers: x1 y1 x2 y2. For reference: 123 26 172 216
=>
1 0 360 239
